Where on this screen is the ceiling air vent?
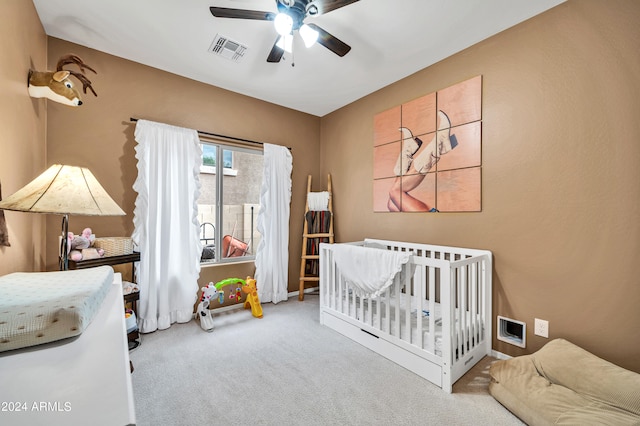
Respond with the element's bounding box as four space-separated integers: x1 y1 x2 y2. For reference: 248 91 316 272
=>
209 34 248 62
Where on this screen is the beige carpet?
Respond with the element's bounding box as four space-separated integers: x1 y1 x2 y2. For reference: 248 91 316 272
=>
129 294 523 425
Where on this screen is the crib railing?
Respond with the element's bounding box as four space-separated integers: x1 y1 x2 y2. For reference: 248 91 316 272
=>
364 238 493 363
319 239 492 377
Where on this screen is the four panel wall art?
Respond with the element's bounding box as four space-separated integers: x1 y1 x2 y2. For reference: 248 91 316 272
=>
373 75 482 212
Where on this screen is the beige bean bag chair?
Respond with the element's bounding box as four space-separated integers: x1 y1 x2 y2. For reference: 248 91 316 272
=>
489 338 640 425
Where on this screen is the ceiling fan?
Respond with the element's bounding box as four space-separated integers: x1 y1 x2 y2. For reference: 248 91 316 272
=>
209 0 359 63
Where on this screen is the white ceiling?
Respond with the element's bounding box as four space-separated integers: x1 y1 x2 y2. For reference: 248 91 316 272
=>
32 0 564 117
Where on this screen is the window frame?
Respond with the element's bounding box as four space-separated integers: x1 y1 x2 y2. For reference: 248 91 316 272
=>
199 139 262 266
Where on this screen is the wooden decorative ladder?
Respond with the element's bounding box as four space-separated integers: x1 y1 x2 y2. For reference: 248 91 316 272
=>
299 174 334 301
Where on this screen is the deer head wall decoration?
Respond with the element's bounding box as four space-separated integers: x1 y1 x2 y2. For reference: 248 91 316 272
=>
28 54 97 107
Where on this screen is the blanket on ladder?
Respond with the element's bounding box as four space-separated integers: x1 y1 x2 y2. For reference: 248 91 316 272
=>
331 244 410 298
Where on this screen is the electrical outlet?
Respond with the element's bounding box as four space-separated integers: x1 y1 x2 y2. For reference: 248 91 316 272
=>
534 318 549 338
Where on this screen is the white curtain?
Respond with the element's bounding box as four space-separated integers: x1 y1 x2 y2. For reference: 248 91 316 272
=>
132 120 202 333
255 143 292 304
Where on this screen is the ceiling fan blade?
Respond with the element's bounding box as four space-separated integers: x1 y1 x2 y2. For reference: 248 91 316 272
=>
313 0 360 15
209 7 276 21
306 23 351 57
267 37 285 63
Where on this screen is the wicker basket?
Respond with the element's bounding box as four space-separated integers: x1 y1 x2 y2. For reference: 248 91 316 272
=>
94 237 134 256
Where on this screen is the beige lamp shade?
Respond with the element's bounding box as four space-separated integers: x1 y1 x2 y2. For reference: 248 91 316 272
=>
0 164 125 216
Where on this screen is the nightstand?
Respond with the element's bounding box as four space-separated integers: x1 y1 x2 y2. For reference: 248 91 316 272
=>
68 252 141 349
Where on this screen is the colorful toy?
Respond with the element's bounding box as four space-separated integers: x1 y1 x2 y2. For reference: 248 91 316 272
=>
214 277 246 290
195 277 262 332
195 282 219 332
242 277 263 319
213 276 263 319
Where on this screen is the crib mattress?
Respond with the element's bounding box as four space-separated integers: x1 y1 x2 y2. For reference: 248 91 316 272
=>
0 266 114 353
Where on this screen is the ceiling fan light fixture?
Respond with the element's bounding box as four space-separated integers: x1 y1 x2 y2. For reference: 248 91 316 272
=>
209 0 357 63
300 24 319 48
276 34 293 53
274 13 293 36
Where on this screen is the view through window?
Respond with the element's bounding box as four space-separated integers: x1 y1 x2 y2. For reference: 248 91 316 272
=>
198 142 263 264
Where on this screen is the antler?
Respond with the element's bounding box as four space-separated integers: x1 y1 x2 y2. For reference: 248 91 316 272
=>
55 54 98 97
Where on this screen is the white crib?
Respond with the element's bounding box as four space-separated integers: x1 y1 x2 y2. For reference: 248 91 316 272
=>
319 238 492 393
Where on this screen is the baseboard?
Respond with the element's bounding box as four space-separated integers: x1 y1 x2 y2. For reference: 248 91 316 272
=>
491 349 512 360
287 286 319 298
207 286 318 315
208 302 245 314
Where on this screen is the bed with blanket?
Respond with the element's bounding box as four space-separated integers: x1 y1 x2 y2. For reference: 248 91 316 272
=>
319 239 492 393
0 266 135 425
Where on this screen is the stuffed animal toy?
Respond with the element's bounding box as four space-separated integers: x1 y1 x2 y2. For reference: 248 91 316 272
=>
242 276 263 318
196 282 219 332
28 54 97 107
68 227 104 261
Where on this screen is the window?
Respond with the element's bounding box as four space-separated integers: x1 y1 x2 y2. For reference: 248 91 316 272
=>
198 142 263 264
202 144 233 169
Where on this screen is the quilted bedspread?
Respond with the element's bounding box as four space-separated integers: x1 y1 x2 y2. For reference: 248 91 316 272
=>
0 266 113 353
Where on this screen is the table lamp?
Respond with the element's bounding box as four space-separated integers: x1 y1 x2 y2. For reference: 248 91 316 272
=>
0 164 125 270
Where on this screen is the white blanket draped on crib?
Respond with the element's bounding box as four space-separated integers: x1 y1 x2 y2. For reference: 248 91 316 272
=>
331 244 410 298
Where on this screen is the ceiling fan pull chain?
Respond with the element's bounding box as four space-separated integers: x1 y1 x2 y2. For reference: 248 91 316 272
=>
292 39 296 67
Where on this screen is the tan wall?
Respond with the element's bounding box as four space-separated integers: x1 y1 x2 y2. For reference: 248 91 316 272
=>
0 0 47 275
320 0 640 372
44 38 321 290
4 0 638 373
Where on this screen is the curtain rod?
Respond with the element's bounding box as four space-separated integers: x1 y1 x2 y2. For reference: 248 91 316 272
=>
129 117 291 150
